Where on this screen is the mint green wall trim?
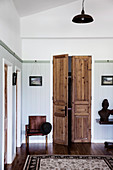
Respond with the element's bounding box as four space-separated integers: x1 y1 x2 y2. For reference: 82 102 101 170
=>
22 60 50 63
95 60 113 63
0 40 22 62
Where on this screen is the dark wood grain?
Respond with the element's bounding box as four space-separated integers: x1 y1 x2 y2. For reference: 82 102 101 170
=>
5 143 113 170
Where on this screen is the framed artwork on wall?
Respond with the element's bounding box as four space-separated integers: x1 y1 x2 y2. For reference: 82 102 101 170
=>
101 76 113 85
29 76 42 86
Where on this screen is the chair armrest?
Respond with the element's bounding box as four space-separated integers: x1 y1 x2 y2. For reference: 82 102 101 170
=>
25 125 29 134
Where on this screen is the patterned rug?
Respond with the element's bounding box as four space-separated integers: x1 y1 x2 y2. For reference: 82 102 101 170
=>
23 155 113 170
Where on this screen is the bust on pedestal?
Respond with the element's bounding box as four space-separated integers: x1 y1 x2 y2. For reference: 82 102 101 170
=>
98 99 113 122
98 99 113 148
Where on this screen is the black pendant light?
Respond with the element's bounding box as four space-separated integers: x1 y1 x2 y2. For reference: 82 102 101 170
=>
72 0 94 24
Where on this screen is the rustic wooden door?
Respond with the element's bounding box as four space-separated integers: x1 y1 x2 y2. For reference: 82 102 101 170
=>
53 54 68 145
4 64 8 164
71 56 91 143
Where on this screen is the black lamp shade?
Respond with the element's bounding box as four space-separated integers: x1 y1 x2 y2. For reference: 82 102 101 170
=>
72 0 94 24
72 13 94 23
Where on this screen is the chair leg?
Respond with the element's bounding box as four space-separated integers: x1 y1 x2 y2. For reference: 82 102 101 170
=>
27 136 29 146
46 135 47 148
26 135 28 147
26 135 29 148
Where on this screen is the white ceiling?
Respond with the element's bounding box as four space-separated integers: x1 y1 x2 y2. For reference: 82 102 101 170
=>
13 0 77 17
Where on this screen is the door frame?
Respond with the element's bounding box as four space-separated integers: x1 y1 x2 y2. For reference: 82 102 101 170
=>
2 58 13 168
15 66 21 149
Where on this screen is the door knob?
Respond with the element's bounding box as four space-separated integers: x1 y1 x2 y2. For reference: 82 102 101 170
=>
60 106 67 116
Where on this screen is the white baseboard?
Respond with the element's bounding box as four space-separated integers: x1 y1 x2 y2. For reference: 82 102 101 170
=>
12 153 16 163
22 139 53 144
17 141 22 148
7 152 16 164
23 138 113 144
17 142 22 148
92 139 113 143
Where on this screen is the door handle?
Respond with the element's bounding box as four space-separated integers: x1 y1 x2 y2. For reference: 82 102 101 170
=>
60 106 67 116
60 109 65 111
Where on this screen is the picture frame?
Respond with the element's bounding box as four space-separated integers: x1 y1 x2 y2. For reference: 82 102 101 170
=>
101 76 113 85
29 76 42 86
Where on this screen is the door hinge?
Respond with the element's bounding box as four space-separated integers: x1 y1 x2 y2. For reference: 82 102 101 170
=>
52 96 53 100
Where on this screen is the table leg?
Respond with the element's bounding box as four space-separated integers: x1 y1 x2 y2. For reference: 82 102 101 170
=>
104 141 113 148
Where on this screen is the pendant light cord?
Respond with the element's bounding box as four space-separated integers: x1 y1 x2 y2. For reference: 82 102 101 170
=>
82 0 85 10
82 0 85 14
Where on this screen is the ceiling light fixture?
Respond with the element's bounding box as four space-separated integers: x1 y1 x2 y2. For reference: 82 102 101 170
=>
72 0 94 24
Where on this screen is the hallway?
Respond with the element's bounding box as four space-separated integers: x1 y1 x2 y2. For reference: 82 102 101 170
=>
5 143 113 170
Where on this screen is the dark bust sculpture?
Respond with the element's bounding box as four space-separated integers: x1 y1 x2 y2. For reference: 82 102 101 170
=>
98 99 113 122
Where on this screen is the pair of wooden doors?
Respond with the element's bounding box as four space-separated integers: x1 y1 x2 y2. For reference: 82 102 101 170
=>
53 54 91 145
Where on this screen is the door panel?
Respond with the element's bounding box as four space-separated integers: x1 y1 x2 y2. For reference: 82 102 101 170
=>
72 56 91 143
54 105 66 117
74 116 89 142
54 117 66 142
53 54 68 145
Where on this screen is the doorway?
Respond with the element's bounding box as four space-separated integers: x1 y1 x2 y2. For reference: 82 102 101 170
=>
53 55 92 145
2 59 13 169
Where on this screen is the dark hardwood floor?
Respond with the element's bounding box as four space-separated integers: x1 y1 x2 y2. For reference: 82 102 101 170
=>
5 143 113 170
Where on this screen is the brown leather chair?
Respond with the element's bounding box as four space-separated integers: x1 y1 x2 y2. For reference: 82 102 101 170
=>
25 116 47 147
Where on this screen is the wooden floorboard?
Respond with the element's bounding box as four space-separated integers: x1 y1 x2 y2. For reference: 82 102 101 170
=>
5 143 113 170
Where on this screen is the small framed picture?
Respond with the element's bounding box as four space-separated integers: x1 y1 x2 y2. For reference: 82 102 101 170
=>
101 76 113 85
29 76 42 86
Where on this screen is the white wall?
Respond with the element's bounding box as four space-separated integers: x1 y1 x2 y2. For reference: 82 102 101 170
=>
21 0 113 38
93 62 113 143
22 62 52 143
22 38 113 60
0 1 22 169
0 0 21 57
0 45 22 170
